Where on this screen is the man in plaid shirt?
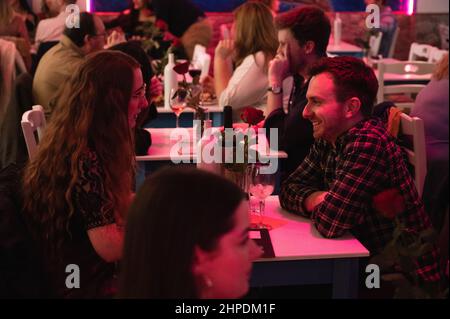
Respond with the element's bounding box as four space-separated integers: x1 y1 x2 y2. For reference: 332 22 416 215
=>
280 57 442 284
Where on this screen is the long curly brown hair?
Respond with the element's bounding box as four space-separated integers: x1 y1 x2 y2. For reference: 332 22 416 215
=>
23 51 140 259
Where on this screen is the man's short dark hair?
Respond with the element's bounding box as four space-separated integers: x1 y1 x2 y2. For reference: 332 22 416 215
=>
308 57 379 117
275 6 331 56
63 12 97 47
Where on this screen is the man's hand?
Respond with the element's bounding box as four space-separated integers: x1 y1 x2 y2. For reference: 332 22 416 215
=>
304 191 328 213
268 43 291 86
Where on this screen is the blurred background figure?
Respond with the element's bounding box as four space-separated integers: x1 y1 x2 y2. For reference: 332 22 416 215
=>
211 1 280 122
364 0 397 57
410 53 449 236
106 0 156 38
148 0 212 60
34 0 78 51
0 0 31 69
119 167 262 298
0 0 30 42
253 0 280 13
33 12 107 116
11 0 37 35
22 50 145 298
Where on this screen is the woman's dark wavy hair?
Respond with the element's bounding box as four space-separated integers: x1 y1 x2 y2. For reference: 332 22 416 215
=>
23 51 140 261
118 167 246 298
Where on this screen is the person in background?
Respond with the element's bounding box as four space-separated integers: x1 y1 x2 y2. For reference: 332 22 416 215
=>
280 56 442 286
22 50 147 298
411 53 449 233
11 0 37 35
106 0 155 36
253 0 279 13
33 12 107 116
118 167 262 298
364 0 397 58
109 41 160 155
263 6 331 180
0 0 31 46
38 0 55 20
0 0 31 70
212 1 281 122
148 0 212 60
34 0 78 50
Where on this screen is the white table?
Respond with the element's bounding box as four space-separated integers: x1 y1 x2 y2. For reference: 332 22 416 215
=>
327 40 364 58
374 69 432 85
135 128 288 188
136 127 288 162
250 196 369 298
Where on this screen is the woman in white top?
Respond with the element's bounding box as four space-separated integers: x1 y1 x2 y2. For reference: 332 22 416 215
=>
213 1 283 122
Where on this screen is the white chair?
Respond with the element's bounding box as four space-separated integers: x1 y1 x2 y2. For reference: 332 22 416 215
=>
21 105 46 160
369 32 383 58
387 26 400 58
408 42 436 61
377 61 435 112
399 113 427 197
428 48 448 63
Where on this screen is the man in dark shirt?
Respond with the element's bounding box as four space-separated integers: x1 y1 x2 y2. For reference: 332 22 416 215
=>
280 56 442 284
149 0 212 59
264 7 331 180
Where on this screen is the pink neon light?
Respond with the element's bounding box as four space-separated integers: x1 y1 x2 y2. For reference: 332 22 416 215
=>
86 0 91 12
407 0 414 15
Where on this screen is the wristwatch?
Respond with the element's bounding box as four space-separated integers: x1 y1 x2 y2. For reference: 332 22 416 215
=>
268 85 283 95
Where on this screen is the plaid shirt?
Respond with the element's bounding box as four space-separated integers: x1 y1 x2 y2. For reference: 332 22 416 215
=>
280 118 442 283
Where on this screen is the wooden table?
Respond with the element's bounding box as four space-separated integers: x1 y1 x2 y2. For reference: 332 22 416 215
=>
250 196 370 299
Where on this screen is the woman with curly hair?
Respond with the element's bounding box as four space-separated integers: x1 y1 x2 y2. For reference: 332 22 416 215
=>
22 50 148 298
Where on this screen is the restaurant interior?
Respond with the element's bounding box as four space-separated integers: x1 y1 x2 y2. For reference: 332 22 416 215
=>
0 0 448 301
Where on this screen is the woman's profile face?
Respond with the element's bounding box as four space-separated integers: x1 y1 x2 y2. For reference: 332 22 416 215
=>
194 201 262 299
128 68 148 128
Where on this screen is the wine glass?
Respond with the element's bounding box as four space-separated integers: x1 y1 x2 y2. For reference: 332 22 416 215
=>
169 87 187 128
248 163 276 229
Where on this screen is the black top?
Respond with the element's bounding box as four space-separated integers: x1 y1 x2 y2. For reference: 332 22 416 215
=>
264 74 314 181
150 0 205 37
44 150 117 298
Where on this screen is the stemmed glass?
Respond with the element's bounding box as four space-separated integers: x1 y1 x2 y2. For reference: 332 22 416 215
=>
248 163 276 229
170 87 187 128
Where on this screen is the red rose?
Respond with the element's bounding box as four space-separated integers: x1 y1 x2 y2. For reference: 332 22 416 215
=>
372 188 405 219
173 61 190 75
240 107 265 126
155 19 168 31
171 37 182 48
